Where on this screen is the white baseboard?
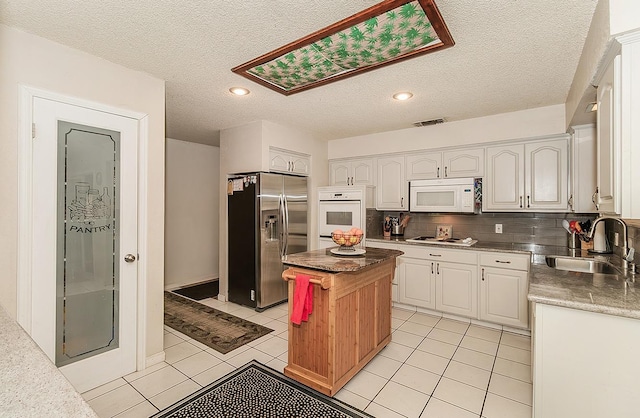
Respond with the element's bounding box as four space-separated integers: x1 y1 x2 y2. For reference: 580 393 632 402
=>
392 302 531 333
217 294 226 302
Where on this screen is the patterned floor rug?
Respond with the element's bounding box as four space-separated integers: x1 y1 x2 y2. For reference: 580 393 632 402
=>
164 292 273 354
151 360 372 418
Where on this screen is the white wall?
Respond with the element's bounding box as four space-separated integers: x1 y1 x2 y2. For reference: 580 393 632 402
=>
165 139 219 289
0 24 166 361
328 104 566 159
609 0 640 35
218 121 328 300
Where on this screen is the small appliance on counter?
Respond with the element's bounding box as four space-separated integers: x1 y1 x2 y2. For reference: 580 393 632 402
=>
383 213 410 236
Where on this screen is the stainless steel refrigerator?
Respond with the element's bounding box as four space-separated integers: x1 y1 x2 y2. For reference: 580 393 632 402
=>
227 172 307 310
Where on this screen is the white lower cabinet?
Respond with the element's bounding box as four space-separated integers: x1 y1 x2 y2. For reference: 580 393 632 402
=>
397 257 435 309
479 253 529 329
397 245 478 319
533 303 640 417
436 261 478 318
370 241 530 328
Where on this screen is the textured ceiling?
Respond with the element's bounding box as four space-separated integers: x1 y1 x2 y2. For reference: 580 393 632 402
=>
0 1 598 146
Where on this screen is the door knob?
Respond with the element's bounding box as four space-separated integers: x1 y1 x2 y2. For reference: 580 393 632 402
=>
124 254 136 263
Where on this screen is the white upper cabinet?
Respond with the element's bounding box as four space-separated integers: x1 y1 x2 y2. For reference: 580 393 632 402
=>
484 135 569 212
595 54 621 214
484 144 525 210
442 148 484 178
525 138 568 210
269 147 310 176
406 148 484 180
406 152 442 180
329 158 375 186
570 124 598 213
376 155 407 210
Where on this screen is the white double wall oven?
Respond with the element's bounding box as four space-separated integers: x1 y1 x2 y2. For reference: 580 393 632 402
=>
317 186 367 249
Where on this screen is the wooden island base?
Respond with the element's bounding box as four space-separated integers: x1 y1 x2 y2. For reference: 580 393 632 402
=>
282 257 396 396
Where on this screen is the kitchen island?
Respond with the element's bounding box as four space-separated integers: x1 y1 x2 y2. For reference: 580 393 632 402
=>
281 247 403 396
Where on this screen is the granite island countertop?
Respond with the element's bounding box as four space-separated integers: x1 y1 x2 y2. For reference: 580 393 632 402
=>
282 247 403 273
0 306 98 417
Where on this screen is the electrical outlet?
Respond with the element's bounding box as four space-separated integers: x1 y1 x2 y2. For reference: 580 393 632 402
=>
495 224 503 234
614 232 619 246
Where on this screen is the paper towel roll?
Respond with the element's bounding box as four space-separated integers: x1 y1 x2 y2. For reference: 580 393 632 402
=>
592 222 608 252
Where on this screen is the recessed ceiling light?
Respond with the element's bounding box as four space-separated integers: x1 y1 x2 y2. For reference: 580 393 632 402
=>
393 92 413 101
229 87 250 96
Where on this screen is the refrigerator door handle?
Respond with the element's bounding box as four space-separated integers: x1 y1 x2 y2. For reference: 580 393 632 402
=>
278 194 285 257
283 194 290 256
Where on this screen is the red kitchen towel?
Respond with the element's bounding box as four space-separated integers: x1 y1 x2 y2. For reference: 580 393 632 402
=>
290 274 313 325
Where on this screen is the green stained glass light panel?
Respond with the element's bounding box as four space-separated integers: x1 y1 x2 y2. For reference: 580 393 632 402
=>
234 0 453 95
56 121 120 367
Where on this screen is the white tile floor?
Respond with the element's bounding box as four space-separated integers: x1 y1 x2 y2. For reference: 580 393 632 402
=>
82 298 533 418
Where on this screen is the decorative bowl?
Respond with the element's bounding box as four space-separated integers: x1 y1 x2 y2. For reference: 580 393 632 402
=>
331 231 363 247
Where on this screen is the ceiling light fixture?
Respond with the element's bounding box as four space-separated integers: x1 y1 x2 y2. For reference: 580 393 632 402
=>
229 87 250 96
232 0 454 96
393 92 413 101
586 102 597 112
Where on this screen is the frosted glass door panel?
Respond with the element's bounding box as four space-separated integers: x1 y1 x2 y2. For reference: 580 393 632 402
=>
56 121 120 367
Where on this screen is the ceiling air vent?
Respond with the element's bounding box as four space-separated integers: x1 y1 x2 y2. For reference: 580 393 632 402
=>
413 118 446 127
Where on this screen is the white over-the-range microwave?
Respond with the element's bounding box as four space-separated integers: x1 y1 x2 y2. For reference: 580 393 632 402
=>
409 178 478 213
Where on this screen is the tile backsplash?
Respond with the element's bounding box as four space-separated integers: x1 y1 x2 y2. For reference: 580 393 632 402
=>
366 210 640 265
366 210 594 247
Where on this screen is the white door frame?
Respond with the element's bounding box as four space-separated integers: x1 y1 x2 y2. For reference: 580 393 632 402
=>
17 85 150 374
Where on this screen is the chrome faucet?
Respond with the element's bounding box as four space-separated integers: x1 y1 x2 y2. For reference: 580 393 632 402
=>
588 216 635 271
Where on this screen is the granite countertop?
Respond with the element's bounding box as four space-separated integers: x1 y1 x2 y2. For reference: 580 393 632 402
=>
366 234 566 256
0 307 98 417
367 234 640 319
528 255 640 319
282 247 404 272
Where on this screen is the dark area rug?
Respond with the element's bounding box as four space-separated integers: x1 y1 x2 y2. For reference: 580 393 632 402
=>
151 360 372 418
164 292 273 354
172 280 219 300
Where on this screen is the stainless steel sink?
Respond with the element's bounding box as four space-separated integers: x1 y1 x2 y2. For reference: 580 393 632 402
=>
545 256 620 275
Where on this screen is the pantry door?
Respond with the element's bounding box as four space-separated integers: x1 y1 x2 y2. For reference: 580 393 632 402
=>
28 95 139 392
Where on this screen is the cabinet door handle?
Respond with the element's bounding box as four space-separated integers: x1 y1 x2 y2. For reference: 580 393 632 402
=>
437 167 440 178
482 268 485 281
429 253 442 257
519 196 523 208
431 262 434 275
495 260 511 264
527 195 531 208
568 194 574 211
592 187 599 210
444 166 448 177
401 197 404 207
437 263 440 275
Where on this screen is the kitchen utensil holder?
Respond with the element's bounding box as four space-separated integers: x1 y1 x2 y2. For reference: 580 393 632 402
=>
568 232 580 249
391 225 404 236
